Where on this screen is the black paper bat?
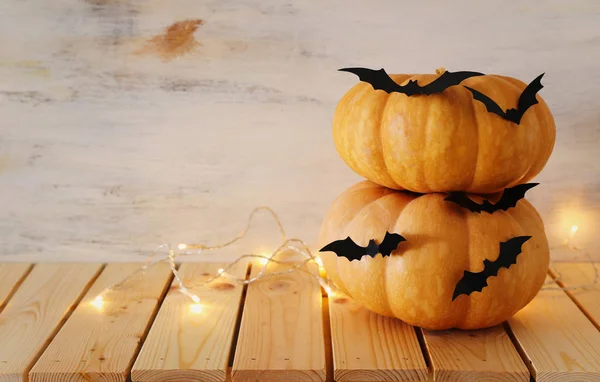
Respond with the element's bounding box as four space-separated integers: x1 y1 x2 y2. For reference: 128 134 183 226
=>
319 231 406 262
452 236 531 300
464 73 545 124
444 183 538 214
339 67 484 96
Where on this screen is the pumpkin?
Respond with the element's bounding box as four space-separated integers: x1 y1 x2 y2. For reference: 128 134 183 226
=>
333 68 556 193
317 180 549 330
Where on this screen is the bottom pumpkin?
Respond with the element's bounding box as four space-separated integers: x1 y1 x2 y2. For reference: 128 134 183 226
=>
317 180 549 330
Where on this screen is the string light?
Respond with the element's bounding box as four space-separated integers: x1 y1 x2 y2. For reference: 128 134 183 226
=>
87 207 336 308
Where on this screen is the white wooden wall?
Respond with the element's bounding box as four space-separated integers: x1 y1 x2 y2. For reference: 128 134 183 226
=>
1 0 599 262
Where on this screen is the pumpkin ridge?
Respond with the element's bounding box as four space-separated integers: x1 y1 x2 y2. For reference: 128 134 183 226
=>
505 208 535 315
345 83 373 177
523 83 554 183
377 95 399 189
469 76 527 192
378 192 410 316
464 87 480 191
422 99 433 191
454 205 472 328
498 76 541 184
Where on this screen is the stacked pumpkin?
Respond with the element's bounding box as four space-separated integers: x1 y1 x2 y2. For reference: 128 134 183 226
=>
317 67 555 330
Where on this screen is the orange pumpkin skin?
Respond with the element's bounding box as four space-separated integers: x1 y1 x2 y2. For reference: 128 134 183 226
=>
318 181 549 330
333 70 556 193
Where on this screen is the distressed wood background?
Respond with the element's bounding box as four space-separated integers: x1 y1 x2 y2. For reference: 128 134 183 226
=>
0 0 599 262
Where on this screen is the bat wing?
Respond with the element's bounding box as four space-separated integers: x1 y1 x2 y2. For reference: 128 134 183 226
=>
340 67 482 96
464 86 507 118
338 67 403 93
493 183 539 211
421 70 484 95
319 236 368 262
444 193 484 213
511 73 545 124
494 236 531 270
452 236 531 301
452 270 485 300
377 232 407 257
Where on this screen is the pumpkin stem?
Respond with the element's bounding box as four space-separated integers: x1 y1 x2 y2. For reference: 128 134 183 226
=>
435 67 447 75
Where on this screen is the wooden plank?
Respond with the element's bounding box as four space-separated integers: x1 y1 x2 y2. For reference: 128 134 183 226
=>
551 262 600 328
322 297 334 382
423 325 528 382
507 276 600 381
0 264 32 312
29 263 172 382
328 294 428 381
0 263 102 382
131 262 248 381
231 263 326 382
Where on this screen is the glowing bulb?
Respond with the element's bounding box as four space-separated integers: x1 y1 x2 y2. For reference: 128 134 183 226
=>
570 225 579 235
91 295 104 310
315 257 324 268
324 286 333 295
177 243 187 250
191 294 201 304
189 303 203 314
217 268 224 275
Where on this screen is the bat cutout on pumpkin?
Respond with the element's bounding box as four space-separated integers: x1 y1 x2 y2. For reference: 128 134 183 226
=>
444 183 538 213
452 236 531 300
319 231 406 262
464 73 545 124
339 67 484 96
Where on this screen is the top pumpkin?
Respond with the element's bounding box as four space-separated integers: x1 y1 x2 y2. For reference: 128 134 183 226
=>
333 68 556 194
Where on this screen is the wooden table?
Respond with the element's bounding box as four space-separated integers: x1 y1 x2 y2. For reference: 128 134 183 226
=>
0 261 599 381
1 1 600 263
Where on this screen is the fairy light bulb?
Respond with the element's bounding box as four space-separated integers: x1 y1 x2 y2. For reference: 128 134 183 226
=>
91 295 104 310
177 243 187 250
189 302 203 314
258 253 270 265
315 257 324 268
217 268 224 275
566 224 580 248
570 225 579 236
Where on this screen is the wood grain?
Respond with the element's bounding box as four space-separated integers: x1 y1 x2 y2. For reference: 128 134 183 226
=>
423 325 528 382
0 263 102 382
231 262 326 382
131 262 248 382
551 262 600 328
507 276 600 381
29 263 172 382
328 295 428 381
1 0 600 263
0 264 32 312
